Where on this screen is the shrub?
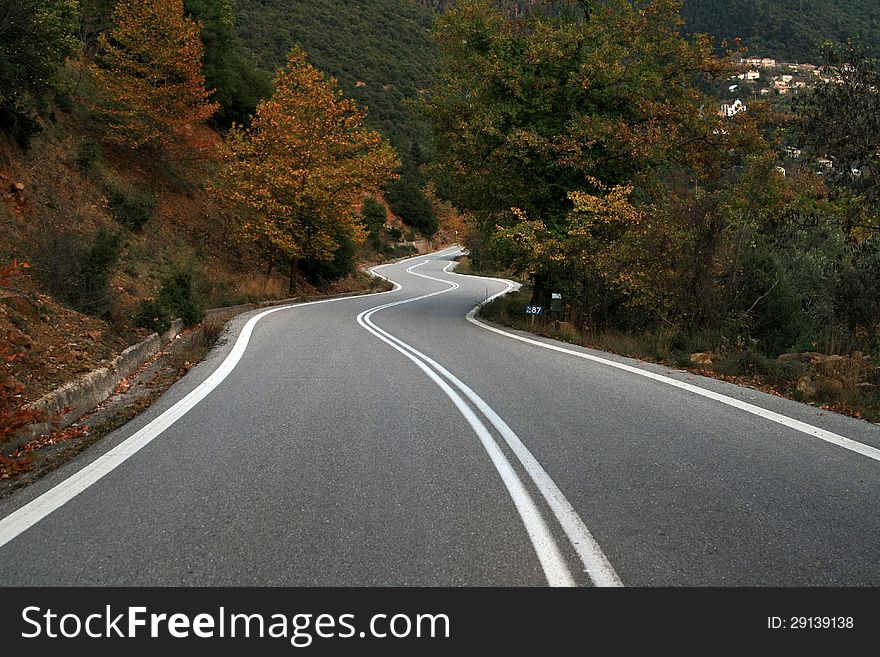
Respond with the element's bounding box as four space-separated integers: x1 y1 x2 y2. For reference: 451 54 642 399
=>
713 348 777 378
735 246 806 357
75 138 100 171
158 271 204 326
107 181 156 230
136 299 171 334
136 270 204 332
835 239 880 348
299 233 357 284
67 229 123 316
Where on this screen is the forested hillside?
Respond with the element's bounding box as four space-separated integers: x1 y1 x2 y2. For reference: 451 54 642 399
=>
420 1 880 61
682 0 880 62
233 0 439 163
0 0 411 449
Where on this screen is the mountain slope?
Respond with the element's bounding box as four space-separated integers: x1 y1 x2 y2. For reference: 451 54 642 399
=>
233 0 439 161
682 0 880 62
418 1 880 62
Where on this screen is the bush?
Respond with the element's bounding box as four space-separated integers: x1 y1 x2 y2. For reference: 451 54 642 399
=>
713 348 777 378
66 229 124 316
136 299 171 334
75 138 100 171
734 246 806 357
136 271 204 332
835 239 880 347
385 178 438 236
107 181 156 230
158 271 204 326
299 233 357 284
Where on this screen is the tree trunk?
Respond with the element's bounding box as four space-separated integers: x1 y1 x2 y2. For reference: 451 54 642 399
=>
530 273 551 313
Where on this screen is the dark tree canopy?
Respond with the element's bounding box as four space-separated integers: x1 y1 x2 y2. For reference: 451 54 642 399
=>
796 43 880 220
0 0 80 145
184 0 272 128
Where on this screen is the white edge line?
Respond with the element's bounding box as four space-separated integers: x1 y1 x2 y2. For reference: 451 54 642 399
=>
0 249 462 549
442 257 880 464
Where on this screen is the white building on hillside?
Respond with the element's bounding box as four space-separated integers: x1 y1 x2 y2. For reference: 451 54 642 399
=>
720 99 747 118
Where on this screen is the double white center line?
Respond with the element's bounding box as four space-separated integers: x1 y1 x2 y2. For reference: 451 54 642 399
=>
358 260 622 588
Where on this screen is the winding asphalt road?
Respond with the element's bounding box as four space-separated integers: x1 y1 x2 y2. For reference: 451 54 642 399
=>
2 246 880 586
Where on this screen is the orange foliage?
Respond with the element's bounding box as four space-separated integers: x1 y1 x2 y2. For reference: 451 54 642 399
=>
92 0 218 154
219 48 399 281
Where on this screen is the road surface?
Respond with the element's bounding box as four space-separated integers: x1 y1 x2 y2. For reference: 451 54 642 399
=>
2 247 879 586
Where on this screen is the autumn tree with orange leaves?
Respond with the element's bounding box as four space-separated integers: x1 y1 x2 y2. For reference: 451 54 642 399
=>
220 48 399 293
92 0 218 155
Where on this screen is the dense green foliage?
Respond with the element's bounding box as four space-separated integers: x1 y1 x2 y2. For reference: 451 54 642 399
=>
158 270 204 326
681 0 880 62
78 0 271 128
0 0 80 146
361 197 388 250
137 270 204 332
184 0 272 127
67 228 124 316
298 231 358 284
796 43 880 213
386 178 439 236
424 1 880 62
233 0 439 172
426 0 880 362
136 298 172 334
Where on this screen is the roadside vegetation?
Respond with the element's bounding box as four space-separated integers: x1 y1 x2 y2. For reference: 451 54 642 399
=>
479 283 880 423
0 0 445 459
5 0 879 477
426 1 880 424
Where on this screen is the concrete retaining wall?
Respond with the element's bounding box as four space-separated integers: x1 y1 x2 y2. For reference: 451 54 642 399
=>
6 270 403 455
6 320 184 454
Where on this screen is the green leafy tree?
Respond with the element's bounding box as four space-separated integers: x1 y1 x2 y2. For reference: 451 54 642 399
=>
0 0 80 146
425 0 775 330
796 42 880 237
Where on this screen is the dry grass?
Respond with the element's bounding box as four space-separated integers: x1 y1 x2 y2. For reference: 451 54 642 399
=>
170 317 227 374
230 273 288 303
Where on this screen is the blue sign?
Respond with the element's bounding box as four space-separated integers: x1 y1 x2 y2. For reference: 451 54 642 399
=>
524 305 544 316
